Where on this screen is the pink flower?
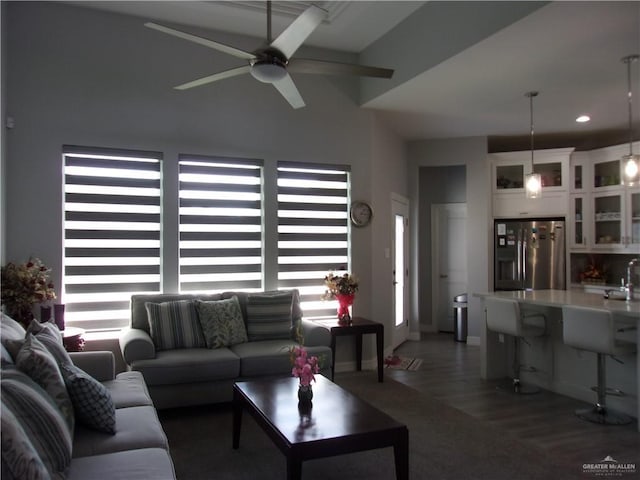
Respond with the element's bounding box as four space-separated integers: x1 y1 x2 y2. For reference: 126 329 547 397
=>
291 347 320 386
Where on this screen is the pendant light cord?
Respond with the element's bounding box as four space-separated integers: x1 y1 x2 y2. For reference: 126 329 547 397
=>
624 55 638 156
526 91 538 172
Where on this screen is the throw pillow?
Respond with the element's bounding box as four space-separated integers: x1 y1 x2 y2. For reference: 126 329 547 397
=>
61 364 116 434
195 296 248 348
15 334 75 433
26 320 72 368
245 290 294 341
1 367 72 479
145 300 206 351
0 399 50 480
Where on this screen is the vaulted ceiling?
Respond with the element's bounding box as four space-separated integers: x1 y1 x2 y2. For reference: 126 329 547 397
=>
72 1 640 150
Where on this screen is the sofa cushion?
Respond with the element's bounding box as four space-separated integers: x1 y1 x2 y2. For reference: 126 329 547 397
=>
195 296 248 348
15 334 75 432
61 364 116 434
72 405 168 458
0 399 50 480
1 367 72 479
130 293 223 333
245 291 295 341
68 448 175 480
103 371 153 408
145 300 206 351
132 348 240 386
231 339 299 377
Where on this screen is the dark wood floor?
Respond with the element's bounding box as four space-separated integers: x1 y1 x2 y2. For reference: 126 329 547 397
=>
389 334 640 470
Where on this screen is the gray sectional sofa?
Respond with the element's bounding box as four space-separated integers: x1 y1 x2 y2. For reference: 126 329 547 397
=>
0 314 175 480
119 289 333 409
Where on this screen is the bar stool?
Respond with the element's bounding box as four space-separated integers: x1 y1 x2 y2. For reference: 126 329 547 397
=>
562 306 636 425
485 297 546 394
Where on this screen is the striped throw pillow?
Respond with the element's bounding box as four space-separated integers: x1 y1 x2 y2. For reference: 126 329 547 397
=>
145 300 206 351
246 291 295 341
1 367 73 479
1 399 50 480
15 334 75 433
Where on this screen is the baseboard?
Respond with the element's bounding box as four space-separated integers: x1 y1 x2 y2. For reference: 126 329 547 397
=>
466 336 480 346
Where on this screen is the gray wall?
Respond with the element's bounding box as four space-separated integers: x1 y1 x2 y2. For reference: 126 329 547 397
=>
408 137 490 339
418 165 466 331
2 2 407 353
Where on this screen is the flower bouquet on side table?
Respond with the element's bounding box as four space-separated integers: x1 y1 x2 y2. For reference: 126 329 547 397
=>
322 271 359 324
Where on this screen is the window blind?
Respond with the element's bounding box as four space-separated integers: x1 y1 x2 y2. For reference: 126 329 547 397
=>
277 162 350 319
62 146 162 331
179 155 263 293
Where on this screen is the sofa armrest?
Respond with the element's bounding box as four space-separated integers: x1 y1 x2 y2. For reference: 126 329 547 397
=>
119 327 156 365
300 319 331 347
69 351 115 382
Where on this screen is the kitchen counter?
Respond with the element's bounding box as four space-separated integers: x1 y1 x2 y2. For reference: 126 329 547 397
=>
474 289 639 318
475 289 639 430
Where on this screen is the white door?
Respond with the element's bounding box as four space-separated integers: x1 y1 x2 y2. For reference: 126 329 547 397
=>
432 203 467 333
391 194 410 348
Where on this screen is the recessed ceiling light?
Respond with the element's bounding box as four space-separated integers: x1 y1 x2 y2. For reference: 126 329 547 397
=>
576 115 591 123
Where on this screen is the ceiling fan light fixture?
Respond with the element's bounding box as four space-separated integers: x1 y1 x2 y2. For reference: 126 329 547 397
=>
622 54 639 186
250 59 288 84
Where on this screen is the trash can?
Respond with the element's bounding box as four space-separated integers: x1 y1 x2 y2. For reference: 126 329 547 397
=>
453 293 468 343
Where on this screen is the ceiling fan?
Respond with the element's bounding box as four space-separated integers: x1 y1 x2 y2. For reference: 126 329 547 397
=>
145 1 394 109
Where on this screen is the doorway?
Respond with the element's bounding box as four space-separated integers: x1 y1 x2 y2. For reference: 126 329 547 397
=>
431 203 467 333
391 194 410 349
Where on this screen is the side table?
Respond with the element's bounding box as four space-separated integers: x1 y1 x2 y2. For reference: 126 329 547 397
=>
62 327 86 352
315 317 384 383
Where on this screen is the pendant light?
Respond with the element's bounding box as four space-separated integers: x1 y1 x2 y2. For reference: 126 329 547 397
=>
525 91 542 199
622 54 639 186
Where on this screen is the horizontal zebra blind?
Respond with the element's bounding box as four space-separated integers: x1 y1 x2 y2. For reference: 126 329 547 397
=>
179 155 263 293
63 146 162 331
277 162 350 319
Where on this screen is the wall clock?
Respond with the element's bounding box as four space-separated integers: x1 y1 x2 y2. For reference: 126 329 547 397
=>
350 201 373 227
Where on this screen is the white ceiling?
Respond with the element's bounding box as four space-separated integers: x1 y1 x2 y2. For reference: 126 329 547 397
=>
72 1 640 148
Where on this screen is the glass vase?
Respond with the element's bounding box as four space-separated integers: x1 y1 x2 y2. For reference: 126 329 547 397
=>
335 293 354 324
298 384 313 407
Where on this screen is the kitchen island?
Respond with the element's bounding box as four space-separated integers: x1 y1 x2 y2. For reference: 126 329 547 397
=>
475 289 639 430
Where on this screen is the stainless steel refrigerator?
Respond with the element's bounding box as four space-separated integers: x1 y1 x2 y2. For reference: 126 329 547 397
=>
494 218 566 291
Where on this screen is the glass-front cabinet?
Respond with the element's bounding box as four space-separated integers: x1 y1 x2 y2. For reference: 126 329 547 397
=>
592 159 622 189
494 154 567 192
590 188 639 252
569 195 588 249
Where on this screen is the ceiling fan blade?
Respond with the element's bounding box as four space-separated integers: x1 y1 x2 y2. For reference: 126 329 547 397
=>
270 4 327 59
272 74 305 109
288 58 394 79
145 22 256 61
174 66 251 90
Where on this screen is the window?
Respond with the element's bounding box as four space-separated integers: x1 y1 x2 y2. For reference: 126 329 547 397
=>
277 162 350 319
179 155 263 293
63 146 162 331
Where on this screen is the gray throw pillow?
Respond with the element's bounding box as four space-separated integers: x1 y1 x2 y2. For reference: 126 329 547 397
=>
15 334 75 433
61 364 116 434
245 291 295 341
195 296 248 348
1 367 73 479
145 300 206 351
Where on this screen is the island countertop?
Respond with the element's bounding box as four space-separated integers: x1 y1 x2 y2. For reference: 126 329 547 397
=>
473 289 639 319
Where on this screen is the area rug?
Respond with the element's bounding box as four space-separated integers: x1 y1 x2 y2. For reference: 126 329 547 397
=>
159 373 585 480
384 355 423 370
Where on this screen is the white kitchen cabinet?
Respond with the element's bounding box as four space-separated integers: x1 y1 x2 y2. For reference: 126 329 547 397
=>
491 148 572 218
569 194 589 249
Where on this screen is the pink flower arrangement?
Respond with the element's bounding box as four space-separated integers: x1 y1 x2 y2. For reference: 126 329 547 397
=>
291 346 319 387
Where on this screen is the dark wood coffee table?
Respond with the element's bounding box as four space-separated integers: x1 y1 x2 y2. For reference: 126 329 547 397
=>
233 375 408 480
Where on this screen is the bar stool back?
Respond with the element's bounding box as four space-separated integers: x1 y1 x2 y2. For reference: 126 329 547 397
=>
562 306 636 425
485 297 545 394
